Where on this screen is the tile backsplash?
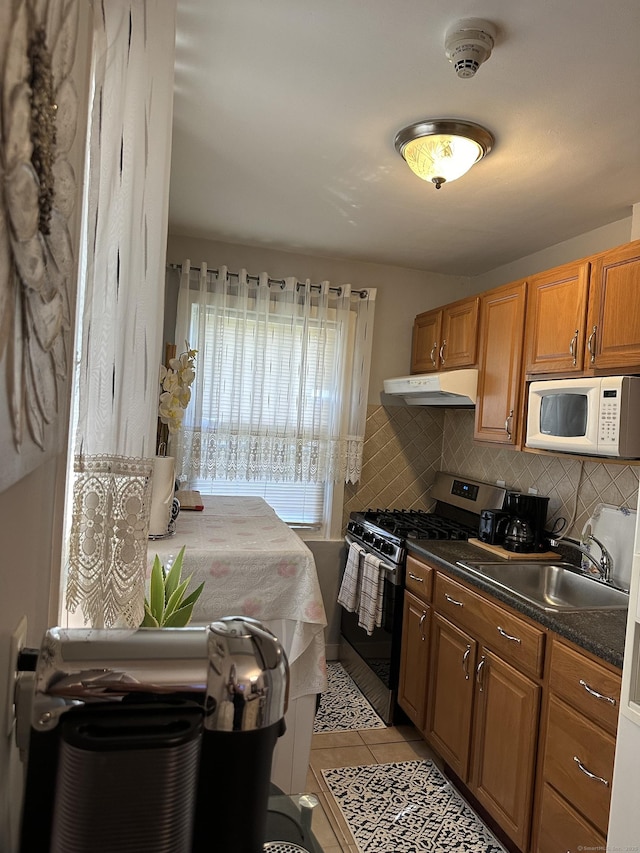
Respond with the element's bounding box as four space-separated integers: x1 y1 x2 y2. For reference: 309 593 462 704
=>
344 406 640 539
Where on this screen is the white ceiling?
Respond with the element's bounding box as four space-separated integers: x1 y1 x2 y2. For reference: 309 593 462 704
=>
169 0 640 277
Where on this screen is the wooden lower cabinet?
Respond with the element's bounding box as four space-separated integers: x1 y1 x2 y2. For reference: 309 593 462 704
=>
472 649 540 852
536 783 606 853
400 562 621 853
424 613 476 780
533 638 620 851
398 590 430 729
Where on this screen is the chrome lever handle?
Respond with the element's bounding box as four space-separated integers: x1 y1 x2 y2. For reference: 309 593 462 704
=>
587 325 597 363
430 342 438 367
573 755 609 787
569 329 579 366
444 593 464 607
462 644 471 680
497 626 521 644
439 340 447 364
579 679 616 706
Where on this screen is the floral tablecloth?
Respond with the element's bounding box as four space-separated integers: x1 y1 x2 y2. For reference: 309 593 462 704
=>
148 496 328 700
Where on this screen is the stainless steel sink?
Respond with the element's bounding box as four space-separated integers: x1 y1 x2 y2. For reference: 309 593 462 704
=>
455 560 629 612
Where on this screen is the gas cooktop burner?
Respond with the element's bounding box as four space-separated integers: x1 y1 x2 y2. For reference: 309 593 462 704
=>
357 509 476 541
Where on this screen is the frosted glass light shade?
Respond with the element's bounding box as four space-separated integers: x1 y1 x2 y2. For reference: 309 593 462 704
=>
395 120 494 189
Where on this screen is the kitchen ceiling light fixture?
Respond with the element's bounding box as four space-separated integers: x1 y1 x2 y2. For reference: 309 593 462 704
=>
394 119 494 189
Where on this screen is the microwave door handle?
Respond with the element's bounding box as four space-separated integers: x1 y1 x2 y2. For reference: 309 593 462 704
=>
569 329 579 366
587 325 597 364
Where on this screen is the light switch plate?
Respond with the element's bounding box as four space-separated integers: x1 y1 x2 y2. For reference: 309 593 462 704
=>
6 616 27 736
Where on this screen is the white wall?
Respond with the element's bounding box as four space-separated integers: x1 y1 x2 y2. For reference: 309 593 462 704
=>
473 217 632 291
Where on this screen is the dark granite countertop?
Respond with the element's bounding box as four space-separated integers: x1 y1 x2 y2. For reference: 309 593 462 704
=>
407 539 627 669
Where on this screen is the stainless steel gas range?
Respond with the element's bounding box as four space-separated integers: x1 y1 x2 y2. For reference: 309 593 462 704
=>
339 471 505 724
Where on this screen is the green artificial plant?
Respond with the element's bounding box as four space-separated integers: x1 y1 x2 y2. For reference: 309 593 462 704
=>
142 546 204 627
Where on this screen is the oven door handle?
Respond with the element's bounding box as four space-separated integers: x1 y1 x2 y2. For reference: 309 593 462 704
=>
344 535 397 575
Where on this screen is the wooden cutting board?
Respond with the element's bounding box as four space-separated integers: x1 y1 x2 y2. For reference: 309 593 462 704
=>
468 538 558 560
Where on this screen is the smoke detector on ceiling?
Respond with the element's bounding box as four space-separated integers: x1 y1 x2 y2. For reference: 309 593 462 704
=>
445 19 497 79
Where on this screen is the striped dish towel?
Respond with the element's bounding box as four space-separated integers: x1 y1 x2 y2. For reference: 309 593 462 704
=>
357 553 385 636
337 542 364 612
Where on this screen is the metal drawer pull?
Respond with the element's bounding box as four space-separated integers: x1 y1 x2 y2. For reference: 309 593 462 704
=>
430 343 438 366
408 572 424 583
444 593 464 607
497 626 522 644
573 756 609 787
579 679 617 706
462 644 471 679
476 656 486 691
439 340 447 364
419 611 427 641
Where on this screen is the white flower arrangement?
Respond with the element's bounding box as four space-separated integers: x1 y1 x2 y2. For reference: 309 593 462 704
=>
157 344 197 453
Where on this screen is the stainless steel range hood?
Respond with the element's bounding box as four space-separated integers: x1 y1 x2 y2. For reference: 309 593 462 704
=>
383 369 478 407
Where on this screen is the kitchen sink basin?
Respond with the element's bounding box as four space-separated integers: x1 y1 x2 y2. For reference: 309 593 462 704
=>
455 560 629 612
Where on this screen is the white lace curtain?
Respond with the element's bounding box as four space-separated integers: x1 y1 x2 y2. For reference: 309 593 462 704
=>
63 1 177 629
173 262 376 486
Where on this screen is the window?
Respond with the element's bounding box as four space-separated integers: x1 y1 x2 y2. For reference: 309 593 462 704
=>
173 264 375 533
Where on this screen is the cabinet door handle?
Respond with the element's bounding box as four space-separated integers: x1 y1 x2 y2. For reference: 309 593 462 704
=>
579 679 617 706
504 409 513 438
439 340 447 364
430 342 438 367
408 572 423 583
569 329 579 366
476 656 486 691
573 756 609 787
497 626 522 644
444 592 464 607
419 611 427 641
587 324 597 363
462 644 471 680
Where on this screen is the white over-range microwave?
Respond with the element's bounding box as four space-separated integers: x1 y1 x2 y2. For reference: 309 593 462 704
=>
526 375 640 458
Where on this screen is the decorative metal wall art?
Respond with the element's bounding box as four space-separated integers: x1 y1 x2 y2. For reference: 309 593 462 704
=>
0 0 79 459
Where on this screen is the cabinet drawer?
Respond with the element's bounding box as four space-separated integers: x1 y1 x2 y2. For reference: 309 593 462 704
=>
550 639 621 734
434 573 545 677
543 695 615 836
536 783 606 853
406 556 433 602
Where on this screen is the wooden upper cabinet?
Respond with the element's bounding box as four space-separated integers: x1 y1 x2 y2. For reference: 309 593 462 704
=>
474 280 527 446
586 239 640 371
525 260 590 374
411 296 479 373
412 309 442 373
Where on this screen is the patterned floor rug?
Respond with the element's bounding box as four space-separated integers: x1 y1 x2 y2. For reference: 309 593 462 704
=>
322 760 507 852
313 662 386 733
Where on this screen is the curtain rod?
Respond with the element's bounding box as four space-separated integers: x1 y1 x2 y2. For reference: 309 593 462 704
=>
166 263 369 298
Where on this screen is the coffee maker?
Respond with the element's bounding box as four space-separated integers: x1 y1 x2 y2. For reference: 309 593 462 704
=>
18 618 290 853
503 491 550 553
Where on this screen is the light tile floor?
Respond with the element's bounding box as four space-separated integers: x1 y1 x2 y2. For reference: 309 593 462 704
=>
302 723 442 852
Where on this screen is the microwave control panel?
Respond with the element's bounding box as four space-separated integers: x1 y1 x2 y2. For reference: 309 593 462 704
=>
598 387 619 448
